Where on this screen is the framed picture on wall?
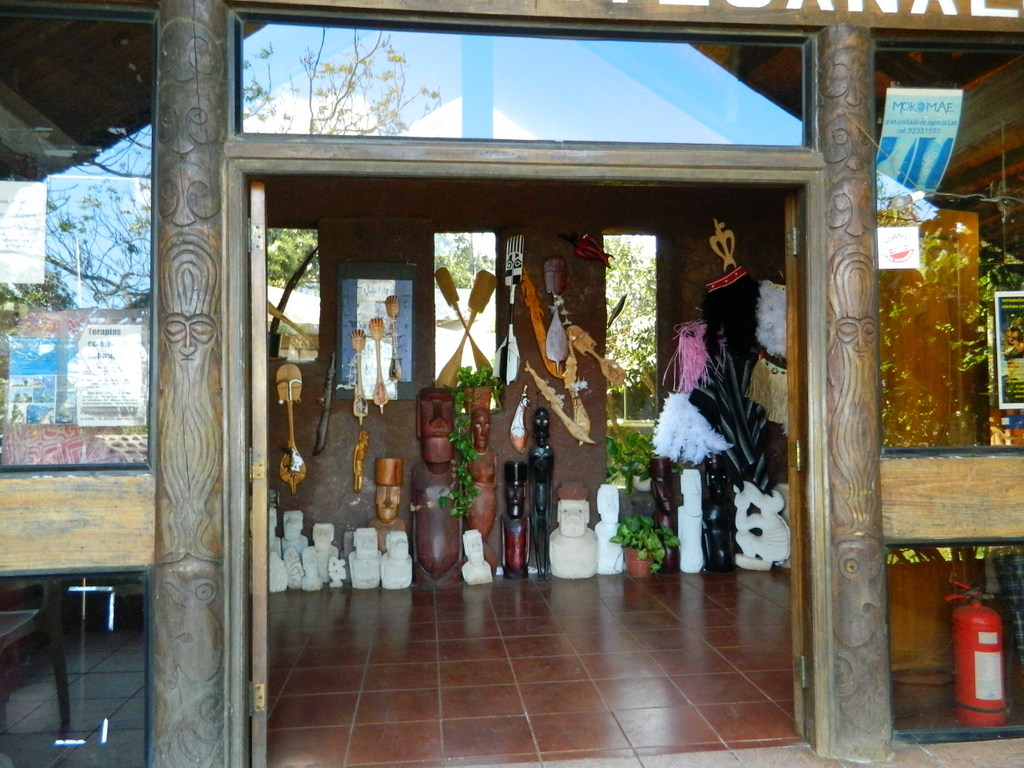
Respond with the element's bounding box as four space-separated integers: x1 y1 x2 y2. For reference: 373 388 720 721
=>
336 262 416 403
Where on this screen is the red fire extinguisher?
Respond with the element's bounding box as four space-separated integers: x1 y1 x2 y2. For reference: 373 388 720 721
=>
947 582 1008 727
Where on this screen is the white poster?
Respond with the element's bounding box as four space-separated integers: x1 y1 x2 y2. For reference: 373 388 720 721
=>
0 181 46 284
877 226 921 270
876 88 962 193
74 325 147 427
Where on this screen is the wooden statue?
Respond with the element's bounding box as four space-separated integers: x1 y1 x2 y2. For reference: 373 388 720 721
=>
352 429 369 492
502 461 529 579
528 408 554 579
467 406 499 573
649 456 680 575
411 388 461 586
370 457 405 552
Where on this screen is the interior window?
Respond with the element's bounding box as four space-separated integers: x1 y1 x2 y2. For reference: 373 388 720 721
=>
267 228 320 362
605 234 658 430
875 47 1024 449
433 232 497 382
240 22 804 146
0 15 153 467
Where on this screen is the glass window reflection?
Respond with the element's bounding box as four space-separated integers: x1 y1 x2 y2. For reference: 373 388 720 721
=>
241 23 804 146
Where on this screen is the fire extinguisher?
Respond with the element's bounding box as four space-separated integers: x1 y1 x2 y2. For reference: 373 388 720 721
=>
947 581 1008 727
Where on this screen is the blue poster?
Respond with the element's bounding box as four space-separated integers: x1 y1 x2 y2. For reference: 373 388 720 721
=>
876 88 962 193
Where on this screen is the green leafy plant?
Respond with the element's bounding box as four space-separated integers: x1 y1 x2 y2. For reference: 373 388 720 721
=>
606 431 654 494
610 514 680 573
441 365 502 517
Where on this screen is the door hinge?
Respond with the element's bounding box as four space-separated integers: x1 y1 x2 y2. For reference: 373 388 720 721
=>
790 438 803 473
249 218 265 254
250 448 266 481
251 682 266 714
796 655 809 689
786 226 800 258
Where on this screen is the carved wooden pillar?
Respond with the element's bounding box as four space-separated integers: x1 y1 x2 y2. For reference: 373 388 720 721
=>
816 24 891 762
153 1 229 766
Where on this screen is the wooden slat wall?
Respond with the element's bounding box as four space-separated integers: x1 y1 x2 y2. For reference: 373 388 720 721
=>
882 456 1024 542
0 474 154 571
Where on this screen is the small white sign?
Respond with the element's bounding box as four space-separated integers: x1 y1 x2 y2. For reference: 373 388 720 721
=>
74 325 147 427
0 181 47 284
877 226 921 270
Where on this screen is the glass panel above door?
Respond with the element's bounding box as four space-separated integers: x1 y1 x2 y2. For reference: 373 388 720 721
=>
240 22 804 146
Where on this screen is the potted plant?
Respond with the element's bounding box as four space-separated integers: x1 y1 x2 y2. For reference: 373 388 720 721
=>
453 364 503 413
610 513 681 576
606 430 654 494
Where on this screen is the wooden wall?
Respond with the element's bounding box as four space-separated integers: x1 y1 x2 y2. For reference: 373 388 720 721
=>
0 474 154 572
260 176 790 544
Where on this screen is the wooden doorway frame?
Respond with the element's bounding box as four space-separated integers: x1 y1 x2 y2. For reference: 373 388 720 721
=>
222 141 830 766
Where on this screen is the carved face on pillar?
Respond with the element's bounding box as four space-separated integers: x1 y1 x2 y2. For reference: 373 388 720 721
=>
416 388 454 466
533 408 550 447
471 407 491 452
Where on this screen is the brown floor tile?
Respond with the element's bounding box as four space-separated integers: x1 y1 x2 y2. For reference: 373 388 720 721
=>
280 666 363 696
439 658 516 687
649 646 734 676
436 617 502 639
361 661 438 691
531 710 630 753
442 715 536 759
614 704 720 749
439 636 508 662
518 680 606 714
697 700 795 742
716 645 793 673
619 610 685 632
565 629 643 655
294 647 370 671
498 615 564 636
269 692 358 729
267 725 351 768
347 720 442 765
580 650 665 680
504 633 577 657
366 639 438 664
745 669 796 700
631 627 705 652
440 683 524 719
354 688 440 724
512 655 590 684
673 672 771 705
594 676 689 710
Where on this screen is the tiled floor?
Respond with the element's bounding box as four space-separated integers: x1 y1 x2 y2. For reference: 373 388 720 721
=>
267 569 801 767
0 581 146 768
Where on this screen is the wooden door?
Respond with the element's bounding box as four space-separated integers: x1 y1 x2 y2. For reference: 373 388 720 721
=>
250 180 269 767
785 191 812 739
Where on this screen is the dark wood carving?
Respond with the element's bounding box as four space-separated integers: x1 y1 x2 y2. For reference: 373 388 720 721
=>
817 24 891 762
154 1 228 766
